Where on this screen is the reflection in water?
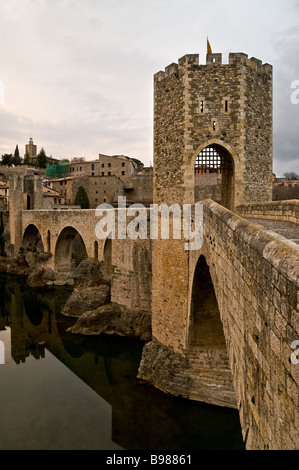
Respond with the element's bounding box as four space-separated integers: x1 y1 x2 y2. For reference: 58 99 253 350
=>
0 274 245 450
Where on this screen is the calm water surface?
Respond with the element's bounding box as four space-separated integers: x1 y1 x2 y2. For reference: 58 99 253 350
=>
0 273 245 450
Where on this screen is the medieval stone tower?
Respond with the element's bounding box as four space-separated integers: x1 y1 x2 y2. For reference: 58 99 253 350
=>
153 51 273 209
145 51 274 403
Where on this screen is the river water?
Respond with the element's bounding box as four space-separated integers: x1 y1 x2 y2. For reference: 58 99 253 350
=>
0 273 245 450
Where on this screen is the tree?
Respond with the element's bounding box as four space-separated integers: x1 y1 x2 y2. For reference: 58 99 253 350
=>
12 145 22 166
24 152 31 165
1 154 13 166
37 148 48 168
283 172 299 180
75 186 90 209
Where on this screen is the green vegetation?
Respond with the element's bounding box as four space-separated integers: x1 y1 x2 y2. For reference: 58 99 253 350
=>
37 148 48 168
75 186 90 209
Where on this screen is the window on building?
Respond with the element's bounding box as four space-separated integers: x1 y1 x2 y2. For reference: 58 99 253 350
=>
122 171 125 176
108 163 111 168
101 172 105 176
121 162 125 167
101 163 104 168
91 164 95 171
200 100 204 113
108 172 111 176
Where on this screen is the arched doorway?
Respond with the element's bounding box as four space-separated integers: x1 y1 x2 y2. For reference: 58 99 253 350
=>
189 255 237 408
194 144 234 210
55 227 88 272
22 224 44 253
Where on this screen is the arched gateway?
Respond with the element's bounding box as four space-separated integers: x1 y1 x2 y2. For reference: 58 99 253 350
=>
194 142 235 210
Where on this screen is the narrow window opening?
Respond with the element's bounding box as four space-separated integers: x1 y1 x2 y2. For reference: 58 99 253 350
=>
200 101 204 113
213 121 216 131
94 241 99 260
225 100 228 113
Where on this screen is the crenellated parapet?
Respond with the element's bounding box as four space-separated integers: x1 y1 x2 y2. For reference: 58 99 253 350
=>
155 52 272 82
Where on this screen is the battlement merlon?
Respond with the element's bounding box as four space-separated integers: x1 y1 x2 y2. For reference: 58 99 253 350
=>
154 52 272 82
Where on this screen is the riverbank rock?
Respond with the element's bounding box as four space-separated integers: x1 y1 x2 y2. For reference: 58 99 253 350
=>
62 285 110 317
67 303 152 341
72 259 109 287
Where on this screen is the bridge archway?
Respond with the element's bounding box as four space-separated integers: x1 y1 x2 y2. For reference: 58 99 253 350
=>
22 224 44 253
193 141 235 210
55 226 88 272
189 254 237 408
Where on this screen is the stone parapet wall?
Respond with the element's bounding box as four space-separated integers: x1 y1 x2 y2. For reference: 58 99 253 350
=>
194 200 299 449
237 200 299 224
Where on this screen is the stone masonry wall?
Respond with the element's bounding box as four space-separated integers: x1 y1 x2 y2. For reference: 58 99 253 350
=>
237 200 299 224
140 200 299 449
153 53 273 209
195 201 299 450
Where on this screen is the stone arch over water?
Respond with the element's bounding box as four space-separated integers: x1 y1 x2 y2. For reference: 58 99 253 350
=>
54 226 88 272
22 224 44 253
188 254 237 408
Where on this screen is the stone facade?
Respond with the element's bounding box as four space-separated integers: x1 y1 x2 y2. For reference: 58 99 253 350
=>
153 52 273 209
68 154 136 183
48 175 124 208
46 170 153 209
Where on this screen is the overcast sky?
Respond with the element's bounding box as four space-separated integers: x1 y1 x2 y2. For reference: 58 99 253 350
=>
0 0 298 176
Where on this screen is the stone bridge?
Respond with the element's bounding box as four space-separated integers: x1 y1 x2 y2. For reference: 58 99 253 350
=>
7 49 299 450
139 199 299 450
21 209 106 271
16 199 299 450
